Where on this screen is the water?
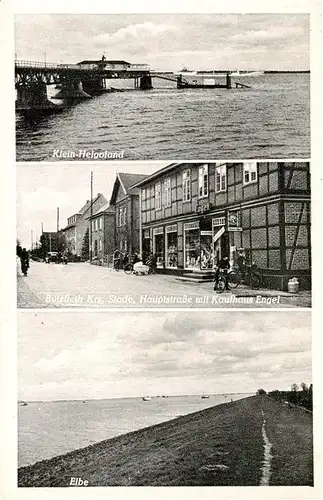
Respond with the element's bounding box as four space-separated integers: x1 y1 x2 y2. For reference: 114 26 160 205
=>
16 74 310 161
18 393 251 467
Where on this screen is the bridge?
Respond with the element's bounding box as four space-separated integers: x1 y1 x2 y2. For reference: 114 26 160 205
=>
15 59 157 112
15 59 242 115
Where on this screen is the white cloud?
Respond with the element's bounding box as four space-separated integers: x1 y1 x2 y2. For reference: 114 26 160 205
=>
18 311 311 400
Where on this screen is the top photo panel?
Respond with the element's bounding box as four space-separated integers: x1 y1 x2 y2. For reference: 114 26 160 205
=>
15 14 310 162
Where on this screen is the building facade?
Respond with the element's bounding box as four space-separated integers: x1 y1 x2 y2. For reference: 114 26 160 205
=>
110 172 148 255
134 162 311 289
62 193 107 258
88 202 115 263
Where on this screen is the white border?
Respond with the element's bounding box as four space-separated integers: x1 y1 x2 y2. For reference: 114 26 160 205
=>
1 1 323 499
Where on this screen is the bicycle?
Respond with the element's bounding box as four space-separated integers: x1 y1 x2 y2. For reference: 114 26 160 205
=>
213 269 229 294
226 263 261 290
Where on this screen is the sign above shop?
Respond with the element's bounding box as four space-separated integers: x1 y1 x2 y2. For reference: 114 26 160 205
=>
228 212 242 231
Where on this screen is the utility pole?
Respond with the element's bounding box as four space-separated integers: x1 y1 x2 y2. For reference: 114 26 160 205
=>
57 207 60 232
90 171 93 262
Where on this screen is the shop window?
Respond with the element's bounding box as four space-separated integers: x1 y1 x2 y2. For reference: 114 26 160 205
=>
215 165 227 192
200 232 213 269
155 183 161 210
154 231 164 268
183 169 191 202
163 178 171 207
166 227 178 268
185 229 200 269
198 164 208 198
243 162 258 185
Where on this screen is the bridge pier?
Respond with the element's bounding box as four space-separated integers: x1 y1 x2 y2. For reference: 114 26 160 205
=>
139 75 153 90
16 82 60 111
52 80 92 100
82 77 108 96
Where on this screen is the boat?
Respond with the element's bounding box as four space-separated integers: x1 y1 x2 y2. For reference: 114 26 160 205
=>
230 70 264 76
20 401 28 406
142 396 151 401
201 394 210 399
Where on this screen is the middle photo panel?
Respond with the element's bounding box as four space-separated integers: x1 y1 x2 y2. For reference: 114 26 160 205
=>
17 161 311 309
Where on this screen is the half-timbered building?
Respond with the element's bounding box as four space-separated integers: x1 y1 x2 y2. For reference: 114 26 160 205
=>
133 162 311 289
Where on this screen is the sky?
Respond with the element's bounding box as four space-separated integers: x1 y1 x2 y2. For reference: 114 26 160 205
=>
18 310 311 401
15 14 310 71
17 162 165 248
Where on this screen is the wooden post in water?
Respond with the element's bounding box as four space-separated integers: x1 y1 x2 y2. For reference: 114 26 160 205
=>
226 73 232 89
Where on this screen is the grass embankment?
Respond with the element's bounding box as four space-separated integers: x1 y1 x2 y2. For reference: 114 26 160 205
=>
18 395 313 487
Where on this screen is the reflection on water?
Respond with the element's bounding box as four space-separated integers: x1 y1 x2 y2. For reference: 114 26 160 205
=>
16 74 310 161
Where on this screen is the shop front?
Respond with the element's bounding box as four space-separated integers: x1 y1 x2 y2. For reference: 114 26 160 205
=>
145 210 242 272
165 225 178 269
152 227 164 268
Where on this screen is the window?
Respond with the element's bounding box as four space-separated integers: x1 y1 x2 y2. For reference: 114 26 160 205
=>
99 217 102 230
163 178 171 207
243 162 258 185
215 165 227 192
119 208 123 227
122 207 127 226
155 183 161 210
166 226 178 268
198 164 208 198
183 169 191 202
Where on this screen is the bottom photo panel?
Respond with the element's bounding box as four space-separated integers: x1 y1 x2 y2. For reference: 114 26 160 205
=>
18 310 312 488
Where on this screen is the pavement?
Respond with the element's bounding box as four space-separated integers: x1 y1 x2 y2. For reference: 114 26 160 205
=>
17 261 311 309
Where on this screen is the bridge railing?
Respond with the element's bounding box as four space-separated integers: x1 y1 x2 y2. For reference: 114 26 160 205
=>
15 60 96 71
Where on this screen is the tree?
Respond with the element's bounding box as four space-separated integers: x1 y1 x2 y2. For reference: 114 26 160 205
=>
257 389 267 395
81 228 90 260
301 382 308 392
291 383 299 392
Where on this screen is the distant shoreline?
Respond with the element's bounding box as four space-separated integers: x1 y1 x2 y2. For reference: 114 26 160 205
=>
18 395 313 487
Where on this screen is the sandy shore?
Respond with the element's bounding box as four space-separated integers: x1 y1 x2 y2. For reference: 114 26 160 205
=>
18 395 313 487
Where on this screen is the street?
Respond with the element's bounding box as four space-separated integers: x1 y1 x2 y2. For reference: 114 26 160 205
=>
17 261 311 309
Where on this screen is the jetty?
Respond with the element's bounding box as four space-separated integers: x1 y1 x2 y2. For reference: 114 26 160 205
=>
15 58 251 116
18 395 313 487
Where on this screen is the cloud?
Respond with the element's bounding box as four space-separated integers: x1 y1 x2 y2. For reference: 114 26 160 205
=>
15 14 309 70
18 311 311 400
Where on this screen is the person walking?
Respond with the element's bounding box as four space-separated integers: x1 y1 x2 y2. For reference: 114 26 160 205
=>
20 248 30 276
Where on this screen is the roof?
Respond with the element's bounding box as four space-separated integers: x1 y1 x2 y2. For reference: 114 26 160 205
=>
77 60 130 65
110 172 148 205
87 202 115 220
78 193 106 216
130 163 180 188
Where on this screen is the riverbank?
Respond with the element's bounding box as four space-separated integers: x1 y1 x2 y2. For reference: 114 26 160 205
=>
18 395 313 487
